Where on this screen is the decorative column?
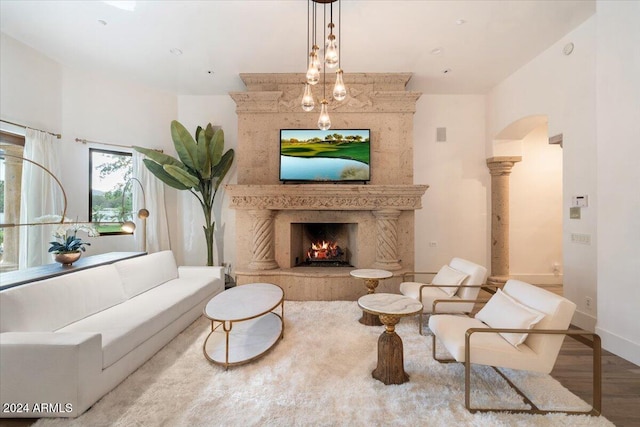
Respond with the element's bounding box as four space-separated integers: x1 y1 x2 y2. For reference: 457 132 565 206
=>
372 209 402 271
248 209 279 270
486 156 521 287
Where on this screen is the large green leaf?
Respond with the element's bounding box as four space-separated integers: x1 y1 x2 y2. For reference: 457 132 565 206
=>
197 129 211 179
164 164 200 188
170 120 199 172
212 149 234 191
210 128 224 166
204 123 214 141
143 159 190 190
134 146 184 168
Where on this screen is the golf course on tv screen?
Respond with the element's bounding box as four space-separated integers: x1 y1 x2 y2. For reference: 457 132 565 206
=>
279 129 371 182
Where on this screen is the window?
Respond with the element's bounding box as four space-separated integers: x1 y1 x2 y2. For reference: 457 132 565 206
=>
0 131 25 272
89 148 133 234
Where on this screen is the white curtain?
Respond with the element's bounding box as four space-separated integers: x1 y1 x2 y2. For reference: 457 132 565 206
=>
19 129 62 268
133 152 171 253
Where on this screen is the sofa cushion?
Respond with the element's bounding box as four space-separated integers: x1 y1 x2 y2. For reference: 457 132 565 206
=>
56 276 215 368
0 264 126 333
114 251 178 299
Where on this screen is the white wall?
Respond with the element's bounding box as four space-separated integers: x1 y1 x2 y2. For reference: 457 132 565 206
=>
59 66 178 256
487 16 598 331
0 33 62 133
413 95 488 271
595 0 640 365
1 33 178 259
509 125 563 284
176 95 238 268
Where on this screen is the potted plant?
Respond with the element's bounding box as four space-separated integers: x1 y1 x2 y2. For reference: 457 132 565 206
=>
134 120 234 266
48 221 98 265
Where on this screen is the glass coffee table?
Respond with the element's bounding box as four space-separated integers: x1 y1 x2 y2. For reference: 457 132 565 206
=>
203 283 284 368
358 293 423 384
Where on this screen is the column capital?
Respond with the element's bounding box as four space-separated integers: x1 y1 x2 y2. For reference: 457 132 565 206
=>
486 156 522 176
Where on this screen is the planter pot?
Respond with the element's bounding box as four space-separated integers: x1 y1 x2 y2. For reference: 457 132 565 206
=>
53 252 82 266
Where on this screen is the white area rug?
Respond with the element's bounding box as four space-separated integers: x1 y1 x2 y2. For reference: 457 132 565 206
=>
36 301 612 426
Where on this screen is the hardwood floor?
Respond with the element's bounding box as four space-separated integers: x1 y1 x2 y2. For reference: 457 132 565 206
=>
552 335 640 426
2 287 638 426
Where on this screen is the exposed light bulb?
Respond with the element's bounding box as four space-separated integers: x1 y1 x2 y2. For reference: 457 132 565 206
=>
307 51 320 85
317 100 331 130
311 45 322 70
301 83 315 112
325 35 339 69
332 69 346 101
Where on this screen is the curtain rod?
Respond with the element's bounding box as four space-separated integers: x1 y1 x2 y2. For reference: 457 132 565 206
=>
75 138 163 153
0 119 62 139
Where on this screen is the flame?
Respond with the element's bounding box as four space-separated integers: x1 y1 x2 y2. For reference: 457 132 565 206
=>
307 240 340 260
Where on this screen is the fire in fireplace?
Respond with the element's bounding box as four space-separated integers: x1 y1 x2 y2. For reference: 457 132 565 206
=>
298 223 352 267
307 240 345 262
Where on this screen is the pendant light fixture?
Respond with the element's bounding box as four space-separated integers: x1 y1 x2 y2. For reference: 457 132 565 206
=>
301 0 346 130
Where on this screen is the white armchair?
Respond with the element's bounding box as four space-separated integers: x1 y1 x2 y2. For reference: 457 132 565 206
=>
399 257 488 334
428 279 602 416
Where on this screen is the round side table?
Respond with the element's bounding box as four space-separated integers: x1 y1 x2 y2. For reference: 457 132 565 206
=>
358 293 423 385
350 269 393 326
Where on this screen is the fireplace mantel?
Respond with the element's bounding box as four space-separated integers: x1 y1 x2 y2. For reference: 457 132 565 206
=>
229 73 426 300
226 184 428 211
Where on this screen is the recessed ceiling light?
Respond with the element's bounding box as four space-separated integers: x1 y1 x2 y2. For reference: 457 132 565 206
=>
170 48 183 56
430 48 442 55
455 19 466 25
97 19 108 26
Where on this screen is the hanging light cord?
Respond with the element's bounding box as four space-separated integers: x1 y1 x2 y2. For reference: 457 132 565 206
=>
338 0 341 69
307 0 310 67
323 3 327 99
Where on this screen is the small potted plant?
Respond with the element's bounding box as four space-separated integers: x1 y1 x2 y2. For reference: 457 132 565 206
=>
48 221 98 266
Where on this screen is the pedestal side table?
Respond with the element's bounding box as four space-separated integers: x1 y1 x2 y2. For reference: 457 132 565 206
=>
350 269 393 326
358 293 423 385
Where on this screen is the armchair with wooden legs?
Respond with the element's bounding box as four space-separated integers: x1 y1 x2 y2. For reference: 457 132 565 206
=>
399 257 489 335
428 279 602 416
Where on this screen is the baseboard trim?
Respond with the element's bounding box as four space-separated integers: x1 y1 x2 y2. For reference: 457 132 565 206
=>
595 325 640 366
509 274 563 285
572 309 597 331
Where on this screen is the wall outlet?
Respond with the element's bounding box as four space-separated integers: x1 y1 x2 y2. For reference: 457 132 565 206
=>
429 241 437 247
585 297 593 310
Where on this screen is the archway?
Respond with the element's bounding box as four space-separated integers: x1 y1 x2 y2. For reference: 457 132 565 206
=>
487 115 563 287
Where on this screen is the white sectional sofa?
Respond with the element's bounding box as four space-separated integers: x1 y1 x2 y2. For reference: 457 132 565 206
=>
0 250 224 418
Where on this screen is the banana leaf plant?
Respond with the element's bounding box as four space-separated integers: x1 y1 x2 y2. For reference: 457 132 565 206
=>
134 120 234 266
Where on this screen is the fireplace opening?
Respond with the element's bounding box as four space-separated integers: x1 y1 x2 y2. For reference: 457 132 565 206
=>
295 223 353 267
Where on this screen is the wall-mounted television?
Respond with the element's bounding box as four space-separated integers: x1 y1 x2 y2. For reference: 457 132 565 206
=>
279 129 371 182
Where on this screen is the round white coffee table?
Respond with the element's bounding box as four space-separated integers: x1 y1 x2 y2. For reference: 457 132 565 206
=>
350 269 393 326
358 293 423 385
203 283 284 368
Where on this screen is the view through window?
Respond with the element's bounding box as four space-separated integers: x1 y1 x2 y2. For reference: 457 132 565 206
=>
89 148 132 234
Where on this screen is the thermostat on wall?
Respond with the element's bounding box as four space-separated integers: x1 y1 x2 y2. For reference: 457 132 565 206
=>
572 195 588 207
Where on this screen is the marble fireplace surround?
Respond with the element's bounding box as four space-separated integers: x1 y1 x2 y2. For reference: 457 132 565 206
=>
227 73 427 300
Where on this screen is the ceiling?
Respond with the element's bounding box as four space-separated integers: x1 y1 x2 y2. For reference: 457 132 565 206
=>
0 0 595 96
